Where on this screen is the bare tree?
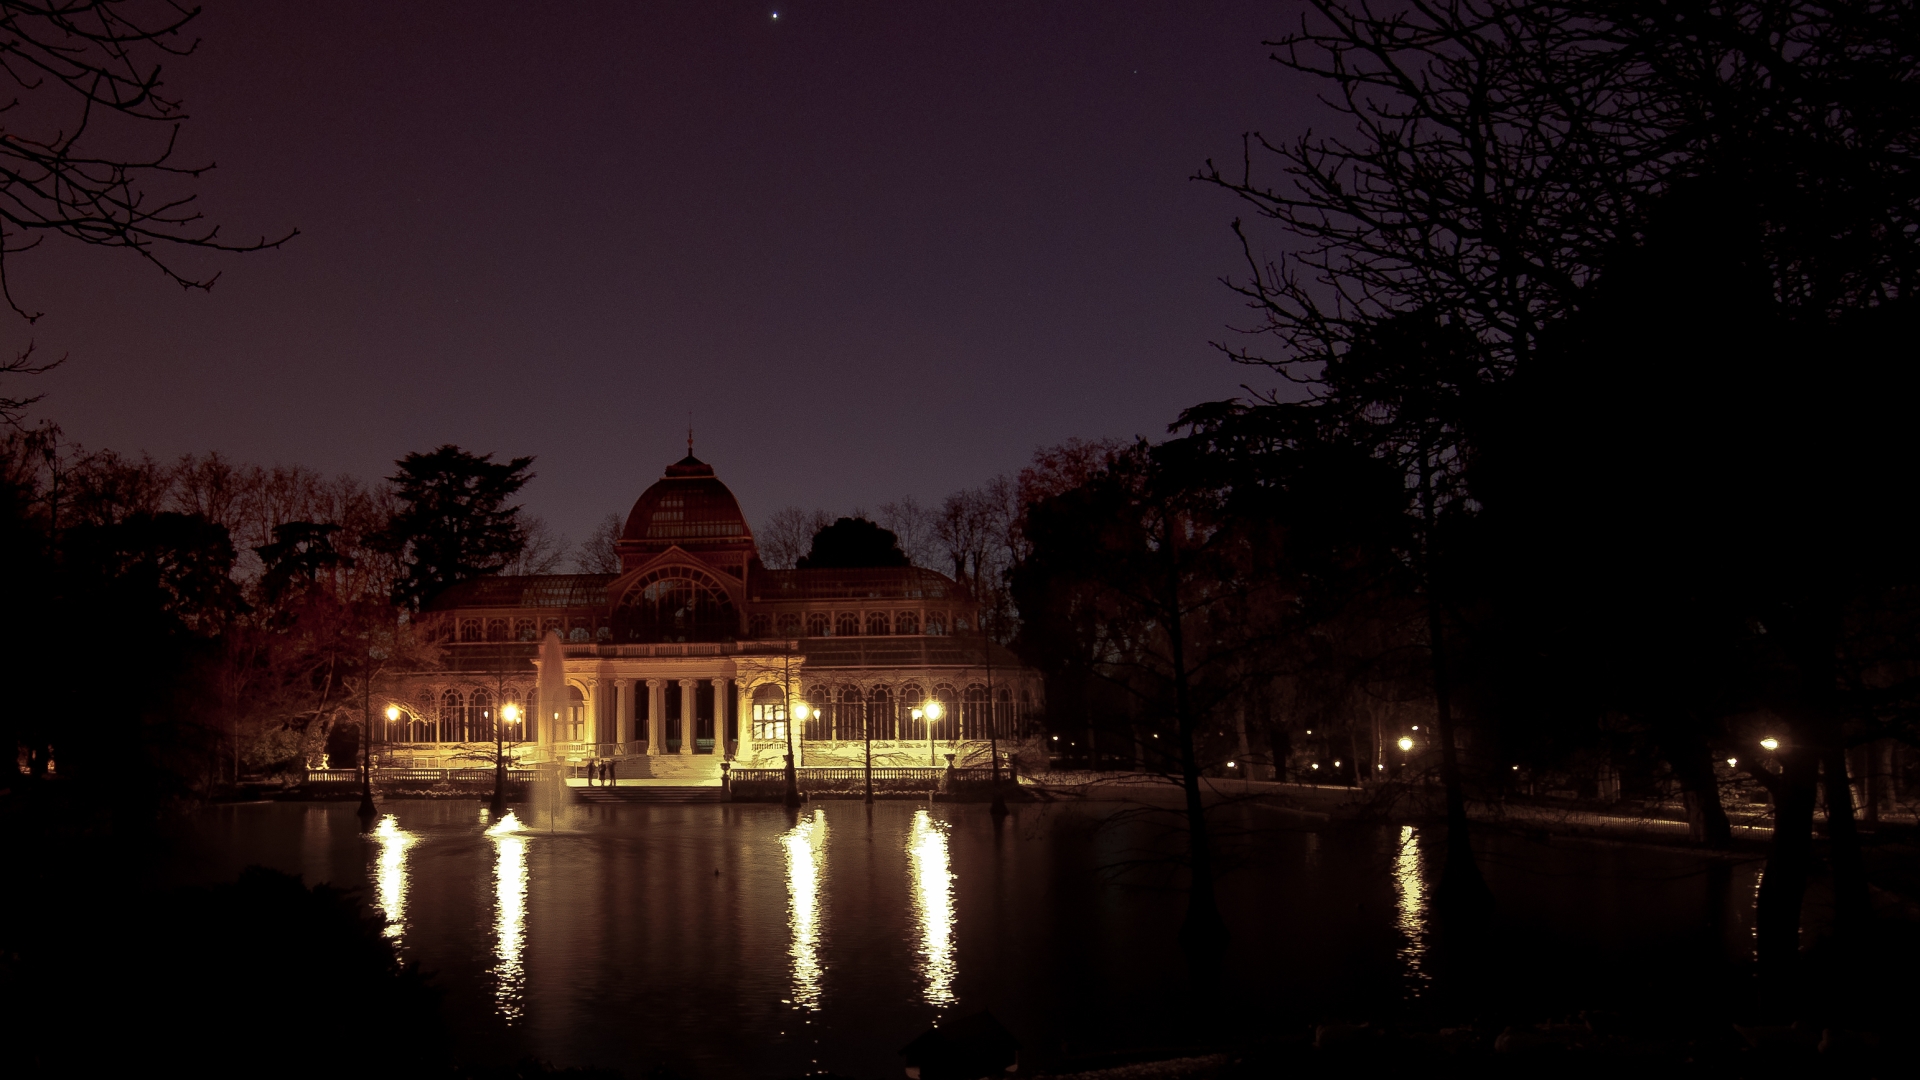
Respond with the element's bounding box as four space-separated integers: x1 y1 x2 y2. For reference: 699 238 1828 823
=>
501 515 565 575
572 511 623 574
757 505 834 569
0 1 295 420
1198 0 1666 382
874 495 940 568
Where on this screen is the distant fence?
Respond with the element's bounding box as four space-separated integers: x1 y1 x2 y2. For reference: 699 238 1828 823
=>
730 766 998 796
305 768 538 784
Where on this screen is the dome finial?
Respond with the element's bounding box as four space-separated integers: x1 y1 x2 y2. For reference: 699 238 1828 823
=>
687 411 694 457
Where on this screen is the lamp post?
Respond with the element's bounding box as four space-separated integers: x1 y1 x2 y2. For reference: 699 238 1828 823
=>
864 695 875 805
491 701 519 816
982 619 1008 819
358 650 382 829
782 649 803 809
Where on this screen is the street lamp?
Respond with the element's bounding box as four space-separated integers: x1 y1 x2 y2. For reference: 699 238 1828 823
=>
488 699 519 817
1760 737 1780 752
1398 736 1415 752
922 700 944 766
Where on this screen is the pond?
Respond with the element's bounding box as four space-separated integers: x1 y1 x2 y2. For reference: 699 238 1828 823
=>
161 800 1760 1078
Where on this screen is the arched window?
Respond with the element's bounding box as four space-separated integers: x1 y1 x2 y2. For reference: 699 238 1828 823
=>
569 626 590 642
563 685 587 742
805 685 831 741
994 687 1014 740
514 618 536 641
931 684 958 741
459 619 482 642
962 684 989 740
614 568 737 643
438 690 462 743
468 688 493 742
751 683 787 741
925 612 947 636
777 612 802 635
895 610 920 636
748 613 772 637
806 612 830 637
837 686 864 741
835 612 860 637
900 684 925 740
866 611 890 636
869 685 895 739
486 618 508 642
953 615 971 633
542 618 562 636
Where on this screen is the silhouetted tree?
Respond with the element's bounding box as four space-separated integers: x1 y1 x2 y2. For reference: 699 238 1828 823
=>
374 446 534 610
796 516 910 569
1016 439 1301 950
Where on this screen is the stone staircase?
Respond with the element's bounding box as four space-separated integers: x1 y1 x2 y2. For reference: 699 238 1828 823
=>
613 755 724 783
574 784 727 804
572 754 726 804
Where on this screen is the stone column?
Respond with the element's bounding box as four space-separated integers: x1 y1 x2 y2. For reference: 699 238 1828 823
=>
646 679 664 756
711 677 731 760
678 679 696 755
733 679 752 763
584 677 601 748
617 678 636 750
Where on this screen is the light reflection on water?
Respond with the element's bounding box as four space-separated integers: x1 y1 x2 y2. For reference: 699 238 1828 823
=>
908 808 957 1006
244 801 1755 1079
1392 824 1429 994
371 815 416 942
488 811 528 1021
783 807 828 1010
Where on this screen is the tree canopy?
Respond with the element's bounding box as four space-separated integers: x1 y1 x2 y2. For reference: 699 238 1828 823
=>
796 516 910 570
374 445 533 610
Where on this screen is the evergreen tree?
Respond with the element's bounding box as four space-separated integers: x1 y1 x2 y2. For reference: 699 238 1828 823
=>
375 446 533 609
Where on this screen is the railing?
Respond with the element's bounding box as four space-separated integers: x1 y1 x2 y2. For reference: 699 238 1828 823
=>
305 768 538 784
731 767 995 786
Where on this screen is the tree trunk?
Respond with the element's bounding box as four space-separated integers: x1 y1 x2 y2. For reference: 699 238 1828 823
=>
1755 739 1818 973
1821 740 1872 939
1671 732 1733 848
1418 455 1489 915
1165 534 1226 952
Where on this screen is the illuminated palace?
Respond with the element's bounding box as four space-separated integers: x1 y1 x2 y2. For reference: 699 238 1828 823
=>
381 453 1041 780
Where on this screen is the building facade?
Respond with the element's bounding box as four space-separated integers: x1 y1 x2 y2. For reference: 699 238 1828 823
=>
379 454 1040 778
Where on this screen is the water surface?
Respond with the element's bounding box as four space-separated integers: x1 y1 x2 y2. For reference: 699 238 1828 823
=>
163 800 1756 1077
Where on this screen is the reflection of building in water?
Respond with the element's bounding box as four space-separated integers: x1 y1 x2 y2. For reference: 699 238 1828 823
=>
783 808 828 1010
909 809 957 1006
378 453 1043 778
489 812 528 1020
371 815 416 942
1393 825 1429 994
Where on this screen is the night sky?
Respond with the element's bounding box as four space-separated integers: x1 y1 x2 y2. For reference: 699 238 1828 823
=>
26 2 1304 544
